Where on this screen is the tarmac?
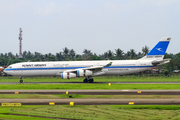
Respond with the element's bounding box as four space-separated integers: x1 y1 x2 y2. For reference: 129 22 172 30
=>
1 99 180 105
1 90 180 105
1 90 180 95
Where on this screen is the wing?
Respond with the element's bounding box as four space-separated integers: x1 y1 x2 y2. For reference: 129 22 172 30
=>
62 62 112 75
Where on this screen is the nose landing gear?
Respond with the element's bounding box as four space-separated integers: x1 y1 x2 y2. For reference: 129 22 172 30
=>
19 76 23 83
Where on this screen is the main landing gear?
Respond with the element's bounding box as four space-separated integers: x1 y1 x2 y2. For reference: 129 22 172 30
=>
19 76 23 83
83 77 94 83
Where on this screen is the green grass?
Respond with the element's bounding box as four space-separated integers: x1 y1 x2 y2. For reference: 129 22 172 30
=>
1 105 180 120
0 84 180 90
0 94 58 99
1 75 180 82
0 94 87 99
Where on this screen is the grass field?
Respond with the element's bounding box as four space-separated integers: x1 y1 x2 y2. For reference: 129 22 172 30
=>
1 75 180 82
0 84 180 90
1 105 180 120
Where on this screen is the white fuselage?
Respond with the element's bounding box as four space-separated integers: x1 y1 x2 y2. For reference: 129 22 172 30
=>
4 60 154 77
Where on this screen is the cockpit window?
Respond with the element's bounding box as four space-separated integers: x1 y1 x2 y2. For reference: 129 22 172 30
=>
8 66 12 68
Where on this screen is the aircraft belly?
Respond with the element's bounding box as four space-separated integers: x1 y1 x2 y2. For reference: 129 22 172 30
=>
5 68 64 77
11 70 57 77
15 70 45 76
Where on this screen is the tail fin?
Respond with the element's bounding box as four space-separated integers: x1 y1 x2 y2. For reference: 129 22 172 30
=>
140 37 171 60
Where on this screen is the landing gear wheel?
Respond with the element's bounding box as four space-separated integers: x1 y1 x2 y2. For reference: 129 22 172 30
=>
83 79 88 83
20 80 23 83
89 78 94 83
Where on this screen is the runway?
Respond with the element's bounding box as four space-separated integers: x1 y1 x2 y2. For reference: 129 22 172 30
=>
1 82 180 84
1 99 180 105
1 90 180 95
1 90 180 105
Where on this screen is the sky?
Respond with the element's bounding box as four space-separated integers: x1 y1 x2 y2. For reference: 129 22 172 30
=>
0 0 180 55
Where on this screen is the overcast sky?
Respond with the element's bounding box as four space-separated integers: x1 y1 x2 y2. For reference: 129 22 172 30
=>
0 0 180 55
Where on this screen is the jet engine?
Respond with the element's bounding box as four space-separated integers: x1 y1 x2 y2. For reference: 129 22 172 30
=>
77 69 93 77
61 72 76 79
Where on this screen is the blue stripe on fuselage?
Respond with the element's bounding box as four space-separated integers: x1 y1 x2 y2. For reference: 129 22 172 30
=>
4 66 154 71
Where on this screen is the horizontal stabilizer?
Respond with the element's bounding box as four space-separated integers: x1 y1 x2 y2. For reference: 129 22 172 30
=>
152 59 171 66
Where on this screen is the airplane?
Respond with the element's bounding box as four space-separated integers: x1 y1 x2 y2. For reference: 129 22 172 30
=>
4 37 171 83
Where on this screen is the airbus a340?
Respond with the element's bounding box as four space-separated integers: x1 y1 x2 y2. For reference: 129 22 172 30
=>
4 37 171 83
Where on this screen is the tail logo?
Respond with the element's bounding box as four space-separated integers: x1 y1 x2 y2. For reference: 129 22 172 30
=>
167 38 171 41
156 48 164 52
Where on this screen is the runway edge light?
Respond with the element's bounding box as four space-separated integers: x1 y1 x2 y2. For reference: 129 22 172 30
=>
109 83 111 86
70 102 74 106
15 92 19 94
66 91 69 95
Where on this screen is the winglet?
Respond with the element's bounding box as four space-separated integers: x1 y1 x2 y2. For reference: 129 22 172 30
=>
104 62 112 67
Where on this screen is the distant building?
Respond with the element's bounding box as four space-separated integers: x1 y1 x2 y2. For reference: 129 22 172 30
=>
0 66 4 76
173 70 180 74
0 66 4 71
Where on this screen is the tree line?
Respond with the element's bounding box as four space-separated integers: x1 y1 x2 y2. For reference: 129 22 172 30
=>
0 46 180 74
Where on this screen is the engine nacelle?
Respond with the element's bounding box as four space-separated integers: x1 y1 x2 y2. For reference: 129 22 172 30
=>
61 72 76 79
77 69 93 77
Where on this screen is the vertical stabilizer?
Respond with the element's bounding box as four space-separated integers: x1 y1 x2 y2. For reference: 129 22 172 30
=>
140 37 171 60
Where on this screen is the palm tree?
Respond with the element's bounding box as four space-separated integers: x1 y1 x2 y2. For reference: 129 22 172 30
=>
82 49 92 60
103 52 108 60
8 52 14 59
137 52 142 59
23 51 27 58
69 49 76 60
124 51 131 60
142 45 150 56
130 49 136 59
107 50 114 60
63 47 69 60
83 49 92 55
56 52 64 61
115 48 124 60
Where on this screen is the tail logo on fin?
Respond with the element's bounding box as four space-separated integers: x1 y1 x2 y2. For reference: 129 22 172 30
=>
140 37 171 60
156 48 164 52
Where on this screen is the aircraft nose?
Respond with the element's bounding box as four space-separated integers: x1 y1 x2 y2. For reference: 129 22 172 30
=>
3 69 7 73
3 68 9 74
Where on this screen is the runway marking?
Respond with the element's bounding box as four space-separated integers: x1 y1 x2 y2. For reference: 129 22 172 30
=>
137 91 141 93
122 90 129 91
1 103 21 106
49 102 55 105
129 102 134 105
70 102 74 106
